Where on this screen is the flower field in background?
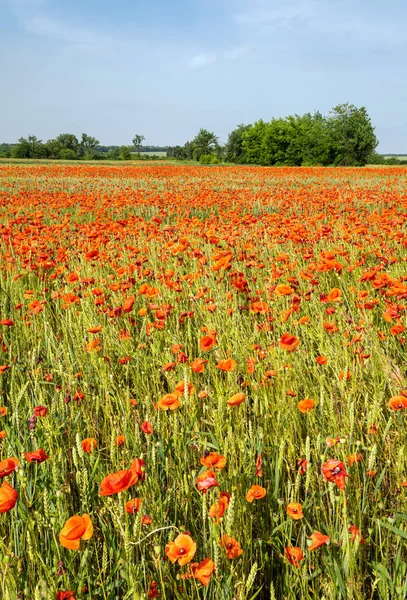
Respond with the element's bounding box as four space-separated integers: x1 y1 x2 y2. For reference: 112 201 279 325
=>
0 163 407 599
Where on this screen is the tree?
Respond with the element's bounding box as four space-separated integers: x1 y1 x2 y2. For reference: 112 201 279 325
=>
120 146 132 160
12 136 45 159
225 124 252 164
56 134 79 156
79 133 100 158
191 129 219 161
133 134 145 154
327 104 378 166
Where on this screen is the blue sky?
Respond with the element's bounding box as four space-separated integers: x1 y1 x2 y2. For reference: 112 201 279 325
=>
1 0 406 151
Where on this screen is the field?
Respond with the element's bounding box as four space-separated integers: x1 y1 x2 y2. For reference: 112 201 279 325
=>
0 163 407 600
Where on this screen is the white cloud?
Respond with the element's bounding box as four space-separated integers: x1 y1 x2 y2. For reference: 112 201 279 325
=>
188 53 216 69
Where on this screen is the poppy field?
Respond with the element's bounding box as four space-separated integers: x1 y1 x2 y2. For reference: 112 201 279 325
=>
1 163 407 600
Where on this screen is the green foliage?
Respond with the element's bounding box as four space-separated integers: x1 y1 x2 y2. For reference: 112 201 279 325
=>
132 134 145 153
225 124 252 164
328 104 378 166
59 148 77 160
120 146 132 160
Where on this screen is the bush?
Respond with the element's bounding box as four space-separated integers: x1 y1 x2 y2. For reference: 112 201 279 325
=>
60 149 77 160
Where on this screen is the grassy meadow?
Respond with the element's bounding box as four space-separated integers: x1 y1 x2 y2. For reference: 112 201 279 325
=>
0 163 407 599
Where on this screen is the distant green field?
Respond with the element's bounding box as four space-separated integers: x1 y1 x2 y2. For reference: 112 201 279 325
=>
137 151 167 157
384 155 407 160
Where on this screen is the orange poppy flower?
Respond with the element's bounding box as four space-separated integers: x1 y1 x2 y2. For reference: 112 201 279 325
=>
158 394 180 411
125 498 142 514
348 453 362 467
196 470 218 493
57 592 76 600
246 485 266 503
227 392 246 407
200 335 217 352
349 524 366 544
285 546 304 567
59 514 93 550
165 533 197 566
209 492 230 523
308 531 330 551
116 435 126 446
327 288 342 302
0 431 6 439
0 480 18 513
0 407 6 416
190 358 208 374
316 355 328 365
274 284 294 296
24 449 49 463
220 535 243 559
182 558 216 586
0 457 19 478
82 438 98 454
286 502 304 520
216 358 237 372
200 452 226 470
0 366 11 375
387 396 407 410
321 460 349 490
141 421 153 434
99 462 139 496
88 326 102 334
297 399 315 413
279 333 299 352
297 458 308 474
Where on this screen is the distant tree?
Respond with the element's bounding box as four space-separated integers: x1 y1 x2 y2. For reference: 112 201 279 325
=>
11 136 45 159
132 134 145 154
79 133 100 158
191 129 219 161
225 124 252 164
60 148 77 160
106 148 121 160
44 139 62 159
327 104 378 166
241 120 269 165
56 133 79 155
120 146 132 160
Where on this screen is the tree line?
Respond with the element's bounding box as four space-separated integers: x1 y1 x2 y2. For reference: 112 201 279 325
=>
1 104 405 166
0 133 168 161
168 104 391 166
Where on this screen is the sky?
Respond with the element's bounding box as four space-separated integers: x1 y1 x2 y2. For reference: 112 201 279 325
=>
1 0 406 151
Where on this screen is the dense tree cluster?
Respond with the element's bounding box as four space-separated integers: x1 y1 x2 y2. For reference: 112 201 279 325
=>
168 104 380 166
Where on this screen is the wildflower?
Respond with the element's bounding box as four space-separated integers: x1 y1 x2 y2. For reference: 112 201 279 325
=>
125 498 142 514
297 459 308 474
141 421 153 434
196 470 218 493
285 546 304 567
227 392 246 407
190 358 208 373
33 405 47 417
387 396 407 410
220 535 243 559
321 460 349 490
246 485 267 502
200 452 226 470
200 334 217 352
165 534 197 566
99 461 140 496
216 358 237 372
158 394 180 411
181 558 216 586
308 531 330 551
209 492 230 523
81 438 98 454
57 592 76 600
297 399 315 413
0 457 19 478
59 514 93 550
349 525 366 544
24 449 49 463
116 435 126 446
286 502 304 520
0 480 18 513
348 453 362 467
279 333 299 352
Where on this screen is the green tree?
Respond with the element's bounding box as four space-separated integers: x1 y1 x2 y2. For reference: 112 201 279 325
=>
120 146 132 160
132 134 145 154
241 120 269 165
12 136 45 159
225 124 252 163
56 133 79 156
191 129 219 161
79 133 100 158
327 103 378 166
